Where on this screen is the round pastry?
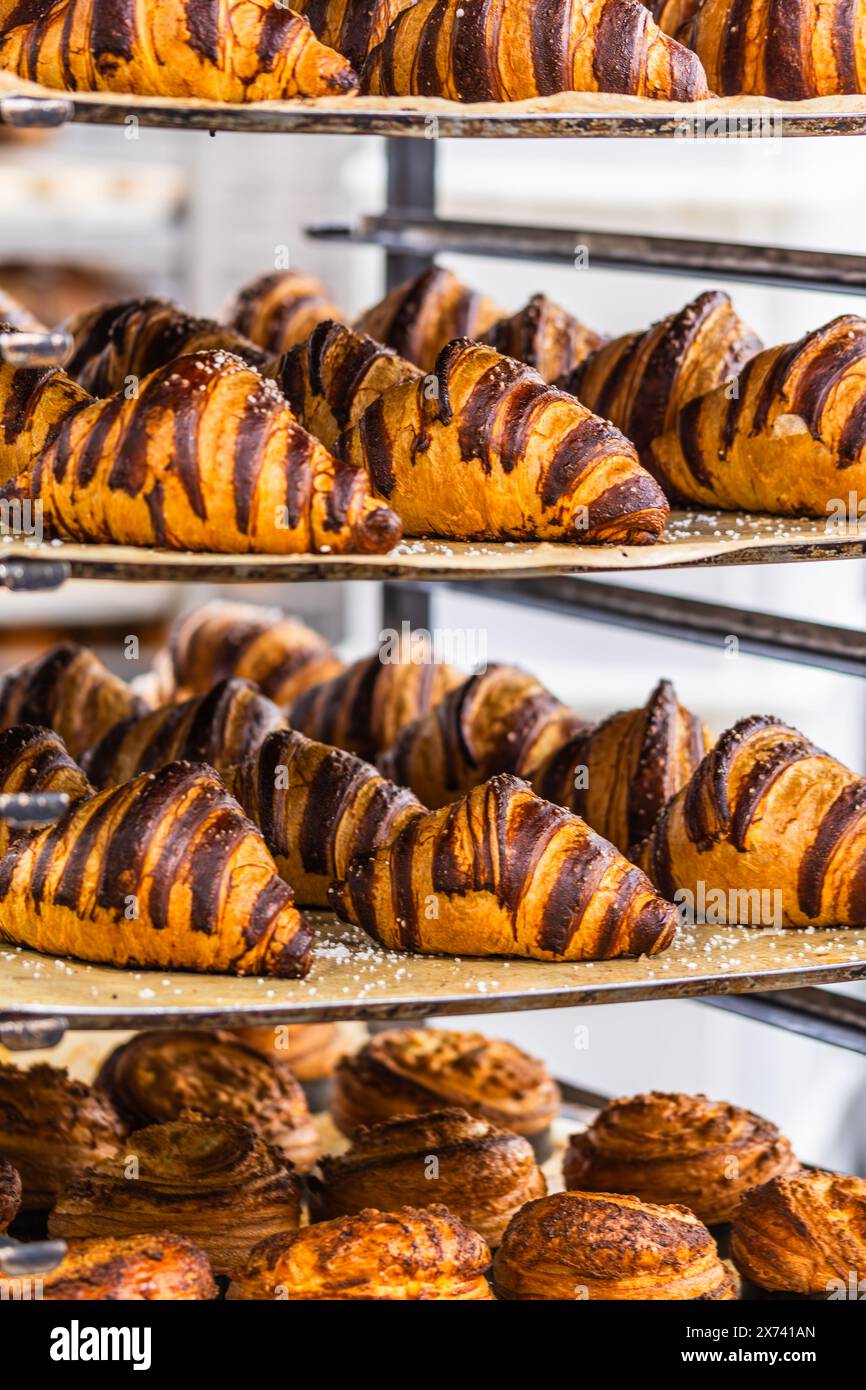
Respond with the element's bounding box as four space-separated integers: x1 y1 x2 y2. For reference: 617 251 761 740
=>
49 1113 301 1277
0 1157 21 1231
96 1031 318 1171
332 1028 560 1159
563 1091 799 1225
493 1191 736 1300
228 1205 493 1300
730 1170 866 1295
311 1107 546 1246
39 1232 218 1301
0 1062 124 1209
236 1023 353 1112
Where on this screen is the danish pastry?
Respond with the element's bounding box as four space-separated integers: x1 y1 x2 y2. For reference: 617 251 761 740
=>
39 1232 218 1301
730 1170 866 1294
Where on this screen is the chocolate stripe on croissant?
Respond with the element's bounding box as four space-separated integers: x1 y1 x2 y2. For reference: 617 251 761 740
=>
298 0 414 70
480 294 604 384
0 724 91 854
0 642 146 760
224 269 348 357
354 267 504 374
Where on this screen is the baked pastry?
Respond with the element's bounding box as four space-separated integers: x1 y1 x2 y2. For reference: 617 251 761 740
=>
96 1031 318 1171
236 1022 352 1110
341 338 670 543
379 664 585 809
731 1171 866 1294
0 643 145 760
0 1157 21 1230
0 331 91 481
531 679 710 852
647 0 703 34
0 1062 123 1209
493 1191 736 1299
228 1205 493 1299
564 290 762 472
331 773 679 962
0 760 313 976
481 295 604 383
564 1091 799 1225
298 0 413 69
49 1114 302 1277
355 267 503 374
277 319 422 452
363 0 709 100
228 726 424 906
311 1108 546 1246
0 724 91 854
224 270 349 356
81 677 288 787
0 0 360 100
636 714 866 927
39 1232 218 1301
650 315 866 514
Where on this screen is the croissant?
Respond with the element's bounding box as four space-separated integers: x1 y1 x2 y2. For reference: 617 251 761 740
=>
0 340 90 482
649 316 866 514
0 760 313 976
0 1158 21 1230
277 319 422 452
531 679 711 852
0 1062 123 1209
311 1108 546 1246
493 1191 736 1300
0 724 91 854
39 1232 218 1301
223 270 349 357
731 1171 866 1294
228 727 424 907
96 1030 318 1171
49 1114 302 1277
228 1205 493 1300
0 643 145 760
564 1091 800 1225
646 0 702 33
379 665 585 810
0 0 360 99
3 349 402 554
354 267 504 374
363 0 710 100
298 0 413 69
81 677 287 787
341 338 670 543
481 295 605 384
564 290 763 472
636 714 866 928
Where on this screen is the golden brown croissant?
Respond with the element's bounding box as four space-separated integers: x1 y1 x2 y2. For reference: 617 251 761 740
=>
0 724 91 854
277 319 422 453
731 1171 866 1294
493 1191 736 1300
531 679 711 852
481 295 605 384
0 760 313 975
363 0 710 100
331 1027 560 1144
311 1108 546 1246
50 1113 302 1277
0 1062 123 1209
564 1091 799 1225
228 726 424 906
636 714 866 928
96 1030 318 1171
564 290 762 472
81 677 287 787
228 1205 493 1299
0 335 91 482
646 0 704 34
224 270 349 356
341 338 670 543
39 1232 218 1301
0 643 146 760
298 0 413 69
355 267 504 374
0 1157 21 1230
0 0 360 99
379 664 586 810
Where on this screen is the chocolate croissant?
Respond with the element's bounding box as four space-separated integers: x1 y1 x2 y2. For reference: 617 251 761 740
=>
96 1031 318 1171
331 773 679 961
39 1232 218 1301
0 0 360 99
0 333 91 482
531 679 710 852
493 1191 736 1300
649 315 866 514
355 267 504 374
298 0 413 69
481 295 605 384
0 761 313 976
0 643 145 760
0 1062 123 1209
363 0 710 100
0 1157 22 1230
49 1114 302 1277
341 338 670 543
731 1171 866 1294
224 270 349 357
229 727 424 907
564 1091 799 1225
228 1205 493 1300
311 1108 546 1246
0 724 91 854
636 715 866 928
